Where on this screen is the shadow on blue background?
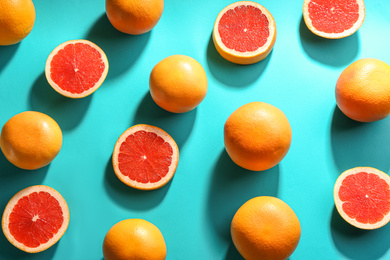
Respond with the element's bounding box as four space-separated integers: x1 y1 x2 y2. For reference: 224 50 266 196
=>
299 16 359 67
330 106 390 176
29 72 92 131
0 44 19 73
207 150 279 259
104 154 170 211
0 150 57 259
133 92 196 149
87 14 150 80
331 206 390 260
206 34 271 88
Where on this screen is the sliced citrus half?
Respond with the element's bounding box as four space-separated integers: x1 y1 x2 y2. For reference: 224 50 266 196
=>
334 167 390 230
2 185 70 253
112 124 179 190
45 39 109 98
303 0 365 39
212 1 277 65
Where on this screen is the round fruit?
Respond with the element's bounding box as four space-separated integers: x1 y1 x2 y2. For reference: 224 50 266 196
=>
45 39 109 98
303 0 365 39
334 167 390 230
103 219 167 260
213 1 277 65
106 0 164 35
2 185 69 253
224 102 292 171
335 58 390 122
149 55 208 113
0 0 36 46
0 111 63 170
112 124 179 190
231 196 301 260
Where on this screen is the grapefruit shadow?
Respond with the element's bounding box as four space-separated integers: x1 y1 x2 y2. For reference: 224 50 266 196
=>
330 105 390 175
29 72 92 131
133 92 196 149
0 152 55 260
87 14 150 79
206 33 271 88
0 44 19 73
299 16 359 67
330 206 390 260
104 154 171 211
207 149 279 257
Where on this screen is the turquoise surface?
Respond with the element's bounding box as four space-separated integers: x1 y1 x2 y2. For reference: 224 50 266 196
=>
1 0 390 259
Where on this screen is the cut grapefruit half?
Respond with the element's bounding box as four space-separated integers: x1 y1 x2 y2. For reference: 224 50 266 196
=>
212 1 277 65
112 124 179 190
2 185 70 253
303 0 365 39
45 39 109 98
334 167 390 230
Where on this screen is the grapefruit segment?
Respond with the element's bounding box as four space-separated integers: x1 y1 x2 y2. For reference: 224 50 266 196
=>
213 1 277 65
2 185 70 253
334 167 390 229
303 0 365 39
112 124 179 190
45 39 109 98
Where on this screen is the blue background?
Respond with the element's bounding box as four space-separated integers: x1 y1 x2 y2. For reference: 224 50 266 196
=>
1 0 390 259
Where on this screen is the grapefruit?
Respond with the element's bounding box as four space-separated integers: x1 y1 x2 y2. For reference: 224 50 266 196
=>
334 167 390 230
224 102 292 171
0 0 35 45
103 219 167 260
231 196 301 260
45 39 109 98
0 111 63 170
335 58 390 122
212 1 277 65
2 185 70 253
149 55 208 113
112 124 179 190
303 0 365 39
106 0 164 35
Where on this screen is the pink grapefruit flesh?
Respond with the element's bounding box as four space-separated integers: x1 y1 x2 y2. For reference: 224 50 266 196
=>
2 185 70 253
334 167 390 229
303 0 365 39
213 1 277 65
45 39 109 98
112 124 179 190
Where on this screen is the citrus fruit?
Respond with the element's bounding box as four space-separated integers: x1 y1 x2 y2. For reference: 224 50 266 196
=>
106 0 164 35
2 185 70 253
0 0 35 46
334 167 390 230
103 219 167 260
112 124 179 190
45 39 109 98
212 1 277 65
224 102 292 171
303 0 365 39
335 58 390 122
0 111 63 170
149 55 208 113
231 196 301 260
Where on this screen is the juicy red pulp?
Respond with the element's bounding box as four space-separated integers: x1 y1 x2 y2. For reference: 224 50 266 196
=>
218 5 270 52
9 191 64 248
339 171 390 224
118 130 174 183
308 0 360 34
50 42 105 94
